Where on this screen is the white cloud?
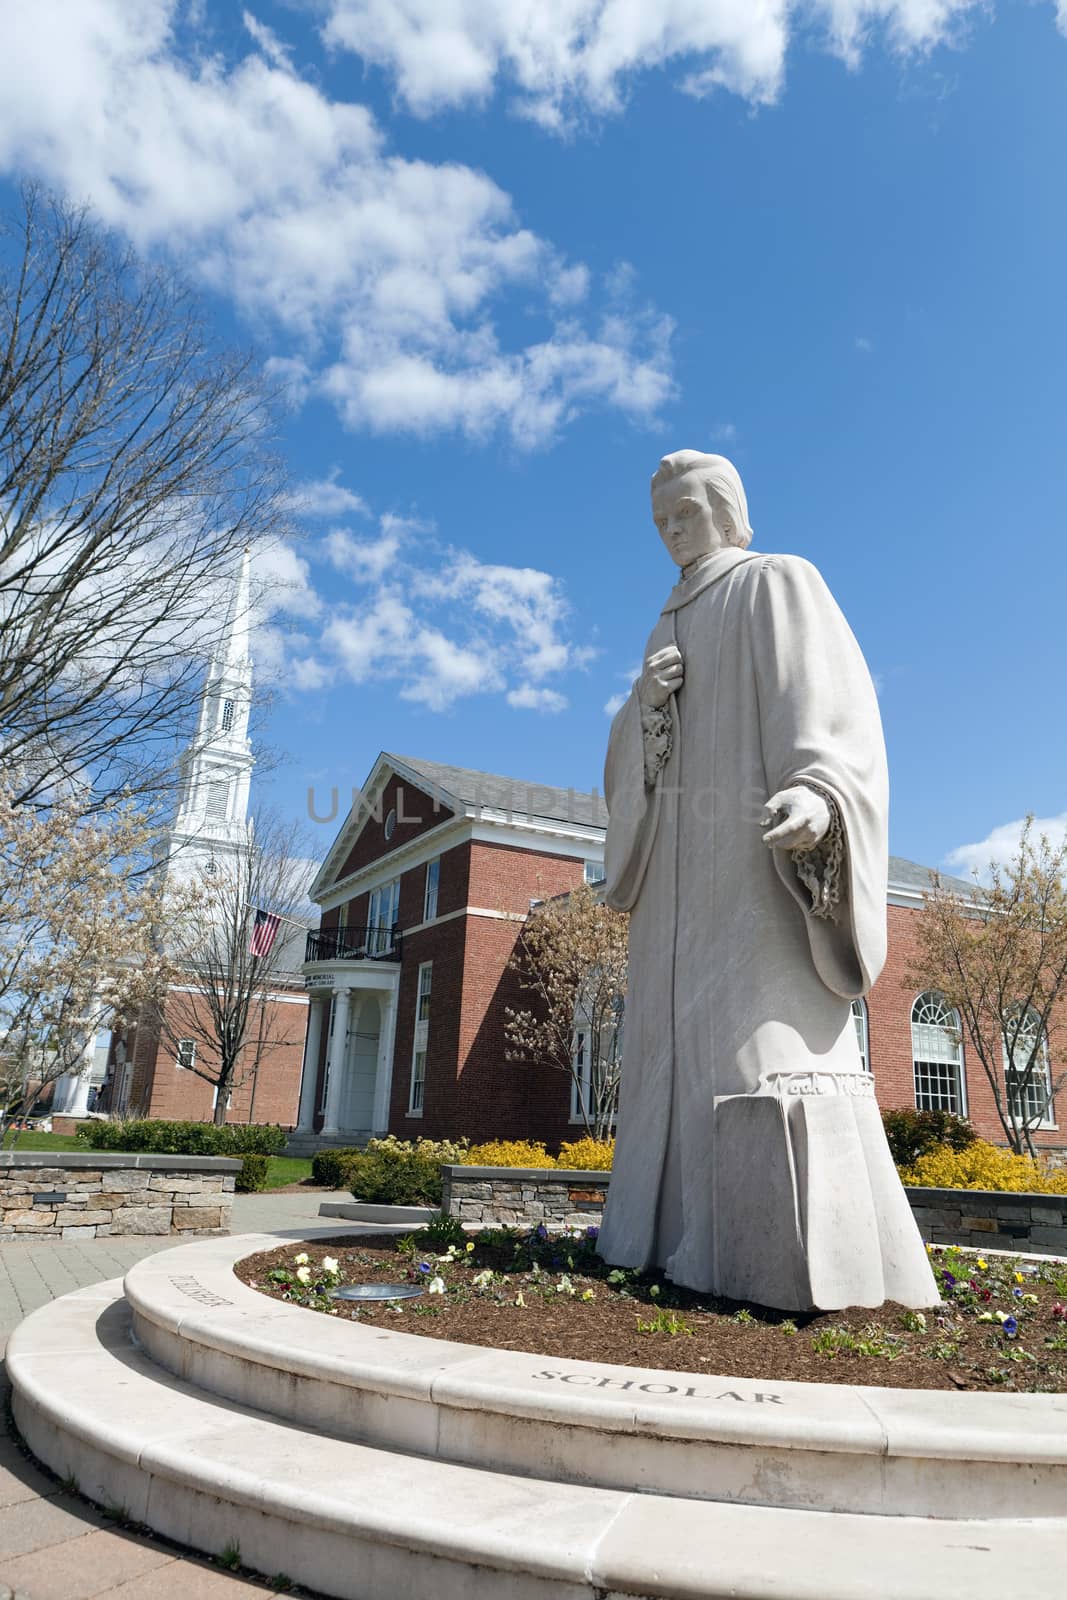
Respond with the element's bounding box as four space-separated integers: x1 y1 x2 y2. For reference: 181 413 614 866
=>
301 513 587 711
945 813 1067 880
286 470 369 520
709 421 737 443
855 335 874 353
322 0 990 127
507 685 568 713
0 1 672 447
323 515 412 584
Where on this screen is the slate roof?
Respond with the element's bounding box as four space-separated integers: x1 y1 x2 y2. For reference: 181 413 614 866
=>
378 755 975 899
387 753 610 829
888 855 976 899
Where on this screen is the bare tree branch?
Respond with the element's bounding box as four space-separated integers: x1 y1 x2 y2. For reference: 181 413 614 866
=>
0 185 293 812
907 822 1067 1156
153 812 313 1125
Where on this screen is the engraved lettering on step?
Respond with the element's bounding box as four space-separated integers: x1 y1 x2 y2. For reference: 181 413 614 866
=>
532 1369 784 1403
169 1274 234 1307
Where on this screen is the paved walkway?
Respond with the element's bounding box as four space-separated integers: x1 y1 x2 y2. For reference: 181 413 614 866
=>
0 1189 351 1598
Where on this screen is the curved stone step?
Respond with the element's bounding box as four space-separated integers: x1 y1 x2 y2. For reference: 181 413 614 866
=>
9 1280 1065 1600
124 1231 1067 1522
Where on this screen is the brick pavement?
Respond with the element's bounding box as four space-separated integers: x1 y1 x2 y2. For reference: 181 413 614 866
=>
0 1188 351 1598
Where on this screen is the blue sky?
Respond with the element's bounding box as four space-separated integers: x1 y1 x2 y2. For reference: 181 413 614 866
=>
2 1 1065 877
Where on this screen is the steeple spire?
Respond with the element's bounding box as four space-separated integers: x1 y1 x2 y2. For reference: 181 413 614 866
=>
166 551 256 886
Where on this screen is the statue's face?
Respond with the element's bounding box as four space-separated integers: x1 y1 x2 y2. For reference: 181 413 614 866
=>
652 470 732 568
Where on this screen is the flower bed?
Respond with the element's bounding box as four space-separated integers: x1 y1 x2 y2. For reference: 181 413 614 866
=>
235 1227 1067 1394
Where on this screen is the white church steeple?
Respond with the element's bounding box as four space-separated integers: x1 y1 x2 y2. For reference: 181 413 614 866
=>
165 550 255 886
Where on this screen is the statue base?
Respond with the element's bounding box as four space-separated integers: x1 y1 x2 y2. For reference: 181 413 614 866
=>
712 1088 940 1312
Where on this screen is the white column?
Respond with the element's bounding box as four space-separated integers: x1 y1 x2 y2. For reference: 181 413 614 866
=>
64 1071 93 1118
370 987 399 1134
321 987 351 1136
60 1025 97 1118
296 996 327 1133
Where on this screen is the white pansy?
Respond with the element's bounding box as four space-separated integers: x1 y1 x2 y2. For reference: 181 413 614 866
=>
296 1265 312 1285
294 1252 309 1266
428 1275 446 1295
322 1256 339 1274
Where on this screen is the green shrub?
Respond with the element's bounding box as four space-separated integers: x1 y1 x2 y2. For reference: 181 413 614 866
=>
881 1108 976 1168
235 1154 270 1192
345 1146 443 1206
79 1119 286 1156
310 1146 364 1188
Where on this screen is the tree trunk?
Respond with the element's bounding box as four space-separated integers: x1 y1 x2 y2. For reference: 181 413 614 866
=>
213 1066 232 1126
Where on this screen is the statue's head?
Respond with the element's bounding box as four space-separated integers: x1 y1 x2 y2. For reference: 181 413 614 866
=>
650 451 753 569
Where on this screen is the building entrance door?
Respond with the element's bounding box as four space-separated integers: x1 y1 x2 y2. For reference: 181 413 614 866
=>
341 994 380 1133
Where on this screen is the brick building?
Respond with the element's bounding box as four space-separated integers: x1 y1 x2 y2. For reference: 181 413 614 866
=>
294 753 1064 1157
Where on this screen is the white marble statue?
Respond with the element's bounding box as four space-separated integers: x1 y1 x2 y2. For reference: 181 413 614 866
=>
598 451 938 1312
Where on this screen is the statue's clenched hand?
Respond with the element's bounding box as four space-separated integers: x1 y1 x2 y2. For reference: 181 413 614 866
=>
639 645 684 709
760 786 831 852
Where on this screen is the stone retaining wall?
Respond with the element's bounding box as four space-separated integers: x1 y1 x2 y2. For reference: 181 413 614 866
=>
441 1165 609 1229
907 1186 1067 1254
0 1152 238 1241
442 1167 1067 1255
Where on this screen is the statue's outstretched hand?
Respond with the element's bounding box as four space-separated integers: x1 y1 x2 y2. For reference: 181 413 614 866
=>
760 786 831 852
639 645 684 708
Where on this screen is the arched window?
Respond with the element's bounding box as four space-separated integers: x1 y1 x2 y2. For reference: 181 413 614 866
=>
1003 1004 1055 1129
911 992 965 1114
851 998 869 1073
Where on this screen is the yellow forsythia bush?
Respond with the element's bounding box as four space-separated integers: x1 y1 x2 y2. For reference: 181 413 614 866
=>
900 1139 1067 1194
557 1137 615 1170
366 1134 470 1164
463 1140 556 1168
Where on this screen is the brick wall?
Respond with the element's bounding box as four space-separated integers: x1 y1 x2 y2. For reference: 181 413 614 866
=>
336 772 454 880
110 986 305 1129
387 841 586 1143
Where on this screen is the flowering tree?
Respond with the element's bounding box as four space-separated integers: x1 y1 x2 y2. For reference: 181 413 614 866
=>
505 879 627 1141
153 814 312 1125
908 822 1067 1156
0 783 184 1142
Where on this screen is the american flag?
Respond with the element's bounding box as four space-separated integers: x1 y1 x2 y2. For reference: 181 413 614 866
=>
249 908 281 958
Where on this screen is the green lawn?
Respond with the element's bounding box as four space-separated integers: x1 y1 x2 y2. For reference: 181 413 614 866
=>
263 1155 314 1189
6 1131 82 1151
3 1131 314 1190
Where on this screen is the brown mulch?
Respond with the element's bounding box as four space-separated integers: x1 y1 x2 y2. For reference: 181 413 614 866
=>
233 1231 1067 1393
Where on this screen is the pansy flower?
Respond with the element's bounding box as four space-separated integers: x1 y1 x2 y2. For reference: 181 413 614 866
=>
1002 1315 1018 1338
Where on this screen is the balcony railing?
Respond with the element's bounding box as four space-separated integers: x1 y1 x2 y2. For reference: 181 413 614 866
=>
304 925 402 964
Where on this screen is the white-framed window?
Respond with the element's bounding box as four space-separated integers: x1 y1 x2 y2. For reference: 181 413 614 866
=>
408 962 432 1114
851 998 869 1074
584 859 606 885
424 857 440 922
911 991 966 1114
367 878 400 955
336 902 348 943
1004 1005 1056 1129
384 807 397 841
176 1039 196 1071
571 1028 591 1122
221 699 235 732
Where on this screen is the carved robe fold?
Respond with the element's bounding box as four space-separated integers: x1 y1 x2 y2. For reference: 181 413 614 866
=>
598 548 938 1311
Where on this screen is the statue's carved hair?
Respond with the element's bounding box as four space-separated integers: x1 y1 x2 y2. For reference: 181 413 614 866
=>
651 451 754 550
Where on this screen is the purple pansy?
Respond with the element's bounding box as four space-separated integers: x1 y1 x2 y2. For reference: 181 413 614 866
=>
1003 1316 1018 1337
